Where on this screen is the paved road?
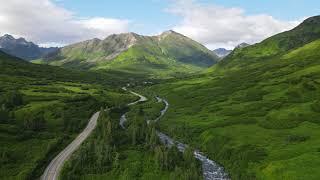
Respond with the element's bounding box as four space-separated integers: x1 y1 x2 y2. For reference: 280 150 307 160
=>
122 87 148 106
120 87 148 128
41 111 100 180
121 90 230 180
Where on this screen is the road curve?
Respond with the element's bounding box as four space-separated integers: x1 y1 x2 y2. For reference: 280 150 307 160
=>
122 87 148 106
41 111 100 180
120 87 148 128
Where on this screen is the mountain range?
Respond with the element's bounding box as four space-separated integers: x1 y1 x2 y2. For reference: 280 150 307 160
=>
39 30 219 77
1 13 320 180
212 43 250 58
212 48 232 58
235 42 250 49
0 34 58 60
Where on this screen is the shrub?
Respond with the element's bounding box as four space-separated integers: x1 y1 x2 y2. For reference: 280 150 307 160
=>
258 113 302 129
0 109 9 123
302 79 317 91
216 144 267 180
245 88 266 101
286 89 303 103
286 134 310 143
311 101 320 112
0 91 23 109
23 111 46 131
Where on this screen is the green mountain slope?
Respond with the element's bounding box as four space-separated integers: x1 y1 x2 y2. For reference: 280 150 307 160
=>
147 15 320 179
1 50 199 179
41 31 219 78
223 15 320 67
0 50 135 179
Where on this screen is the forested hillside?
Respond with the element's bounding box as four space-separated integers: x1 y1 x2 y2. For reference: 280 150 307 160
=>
0 50 134 179
147 16 320 180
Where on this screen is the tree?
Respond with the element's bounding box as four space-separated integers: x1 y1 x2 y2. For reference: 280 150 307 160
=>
186 162 200 180
168 144 182 169
103 143 113 166
129 115 141 145
95 141 104 170
163 148 169 170
106 120 113 144
154 146 164 170
183 147 195 167
3 91 23 109
120 168 130 180
113 152 120 169
131 126 137 145
0 150 11 164
0 109 9 123
23 111 46 131
138 107 144 116
169 167 183 180
100 107 105 114
148 126 158 148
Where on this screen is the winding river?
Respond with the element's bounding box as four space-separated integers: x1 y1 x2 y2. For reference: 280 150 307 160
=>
120 88 230 180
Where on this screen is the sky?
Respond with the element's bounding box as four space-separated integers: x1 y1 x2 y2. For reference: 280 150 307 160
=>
0 0 319 49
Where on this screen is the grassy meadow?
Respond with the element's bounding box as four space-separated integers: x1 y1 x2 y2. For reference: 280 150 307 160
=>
145 36 320 179
0 52 136 179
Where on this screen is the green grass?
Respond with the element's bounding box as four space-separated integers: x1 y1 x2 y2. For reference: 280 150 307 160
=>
90 43 208 79
1 49 199 180
0 81 133 179
0 51 136 179
145 32 320 179
2 15 320 180
223 15 320 67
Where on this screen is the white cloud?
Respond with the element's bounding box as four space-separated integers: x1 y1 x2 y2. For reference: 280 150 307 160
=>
0 0 130 46
168 0 302 49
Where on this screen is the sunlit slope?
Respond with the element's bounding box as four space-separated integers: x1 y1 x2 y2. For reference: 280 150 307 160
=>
0 50 133 179
222 15 320 68
42 31 219 78
148 16 320 180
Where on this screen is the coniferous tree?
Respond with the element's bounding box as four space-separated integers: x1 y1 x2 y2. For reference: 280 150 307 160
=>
163 148 169 170
188 162 200 180
183 147 195 167
121 168 130 180
148 126 158 148
169 166 183 180
154 146 164 170
0 109 9 123
106 120 113 144
113 152 120 169
3 91 23 109
168 144 182 169
131 126 137 145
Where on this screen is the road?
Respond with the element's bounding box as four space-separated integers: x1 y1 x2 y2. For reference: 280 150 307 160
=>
121 90 230 180
122 87 148 106
120 87 148 128
41 111 100 180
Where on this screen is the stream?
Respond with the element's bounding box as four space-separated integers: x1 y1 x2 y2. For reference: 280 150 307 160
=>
120 89 230 180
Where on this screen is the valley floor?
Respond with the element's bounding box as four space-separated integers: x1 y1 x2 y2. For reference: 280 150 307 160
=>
145 56 320 179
